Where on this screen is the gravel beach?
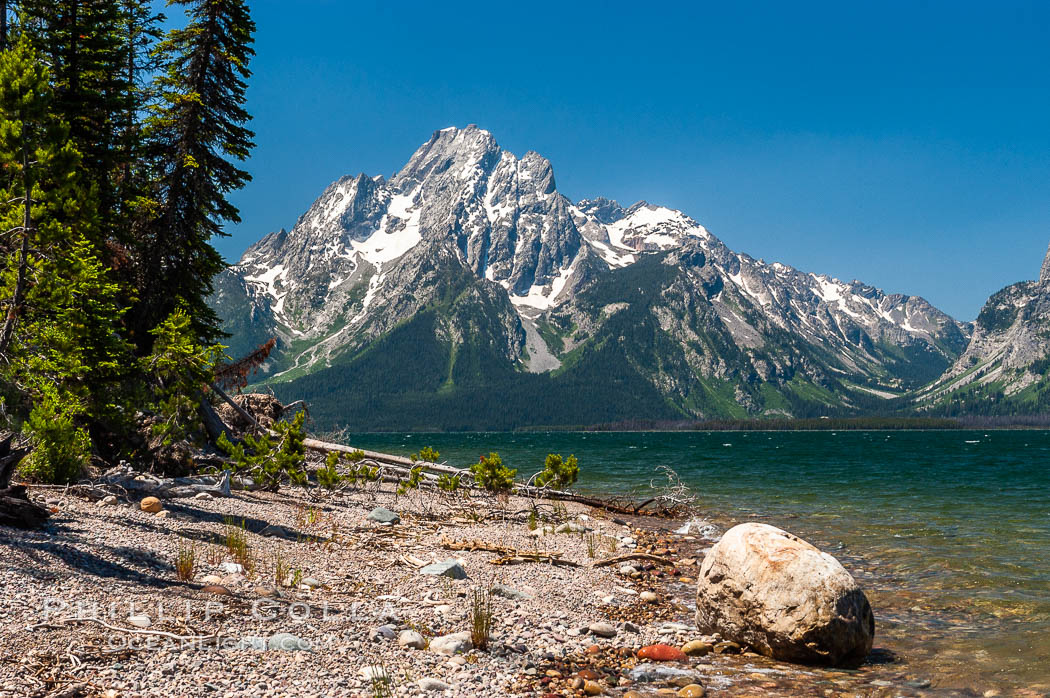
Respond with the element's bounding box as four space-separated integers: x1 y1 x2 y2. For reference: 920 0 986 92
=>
0 481 991 697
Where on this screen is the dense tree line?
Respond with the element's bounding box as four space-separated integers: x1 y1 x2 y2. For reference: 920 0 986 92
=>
0 0 255 482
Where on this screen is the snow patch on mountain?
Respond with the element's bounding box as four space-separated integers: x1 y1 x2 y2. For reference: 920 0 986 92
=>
352 193 422 267
509 252 584 310
218 125 969 403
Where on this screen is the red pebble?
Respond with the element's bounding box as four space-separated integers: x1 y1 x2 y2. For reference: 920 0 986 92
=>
585 644 601 655
637 644 688 662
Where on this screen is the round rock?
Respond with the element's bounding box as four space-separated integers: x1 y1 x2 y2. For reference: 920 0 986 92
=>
429 631 472 656
398 629 426 649
682 640 713 657
139 496 162 513
695 522 874 666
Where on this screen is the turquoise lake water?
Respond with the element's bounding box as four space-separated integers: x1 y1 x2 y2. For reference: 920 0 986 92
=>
343 430 1050 691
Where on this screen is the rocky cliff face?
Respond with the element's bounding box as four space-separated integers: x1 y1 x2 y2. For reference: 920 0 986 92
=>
916 246 1050 412
212 126 973 429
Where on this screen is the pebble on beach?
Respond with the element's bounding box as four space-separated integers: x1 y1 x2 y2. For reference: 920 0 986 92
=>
139 496 162 513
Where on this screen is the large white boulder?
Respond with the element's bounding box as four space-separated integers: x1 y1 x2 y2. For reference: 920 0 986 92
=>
695 522 874 666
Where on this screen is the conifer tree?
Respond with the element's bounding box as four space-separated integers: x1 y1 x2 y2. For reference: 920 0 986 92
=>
0 38 132 480
16 1 129 241
133 0 255 348
116 1 164 211
1 2 10 51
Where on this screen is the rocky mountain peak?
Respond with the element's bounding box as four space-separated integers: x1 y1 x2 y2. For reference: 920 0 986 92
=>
576 197 626 224
213 126 978 428
391 125 500 191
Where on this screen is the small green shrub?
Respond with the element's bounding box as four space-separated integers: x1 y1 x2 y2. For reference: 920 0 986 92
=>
216 412 308 491
535 453 579 490
437 473 461 492
470 452 516 492
367 664 394 698
317 451 344 490
585 533 598 558
223 516 253 573
411 446 439 463
273 548 290 587
396 465 424 496
175 542 196 581
348 459 381 485
18 392 90 484
144 307 225 447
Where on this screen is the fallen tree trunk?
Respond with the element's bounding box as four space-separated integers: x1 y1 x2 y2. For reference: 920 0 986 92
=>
593 553 676 568
0 486 49 529
302 438 469 477
208 387 680 518
301 435 678 517
198 391 236 444
0 434 49 529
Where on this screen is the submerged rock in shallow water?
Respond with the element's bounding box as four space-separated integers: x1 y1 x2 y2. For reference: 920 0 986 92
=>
628 664 698 683
695 522 874 666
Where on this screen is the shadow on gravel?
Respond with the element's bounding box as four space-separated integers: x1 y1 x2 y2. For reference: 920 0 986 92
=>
2 536 172 588
168 504 311 541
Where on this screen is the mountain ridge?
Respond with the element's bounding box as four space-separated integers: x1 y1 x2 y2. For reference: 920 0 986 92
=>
212 126 983 430
915 248 1050 415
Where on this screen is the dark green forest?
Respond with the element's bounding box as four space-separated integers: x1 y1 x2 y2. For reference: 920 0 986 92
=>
0 0 256 482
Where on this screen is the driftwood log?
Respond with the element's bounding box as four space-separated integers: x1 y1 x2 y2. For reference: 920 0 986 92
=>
0 434 50 529
298 435 678 517
592 552 676 568
206 385 683 518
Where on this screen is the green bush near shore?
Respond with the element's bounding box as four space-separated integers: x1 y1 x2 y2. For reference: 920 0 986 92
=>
535 453 579 489
470 452 516 492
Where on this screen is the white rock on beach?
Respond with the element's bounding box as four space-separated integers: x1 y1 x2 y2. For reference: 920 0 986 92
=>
695 522 875 666
398 629 426 649
127 615 151 628
429 631 472 656
417 677 451 692
359 665 390 681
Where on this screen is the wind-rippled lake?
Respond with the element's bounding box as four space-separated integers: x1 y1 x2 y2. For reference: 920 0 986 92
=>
343 430 1050 691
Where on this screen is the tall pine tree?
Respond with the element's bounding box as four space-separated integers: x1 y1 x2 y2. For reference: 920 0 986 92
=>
134 0 255 348
116 1 164 212
17 1 129 245
0 38 132 481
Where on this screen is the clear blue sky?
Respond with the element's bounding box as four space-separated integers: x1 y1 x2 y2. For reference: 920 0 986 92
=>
188 0 1048 321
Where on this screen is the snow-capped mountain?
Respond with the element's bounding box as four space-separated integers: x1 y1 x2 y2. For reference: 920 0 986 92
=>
212 126 970 429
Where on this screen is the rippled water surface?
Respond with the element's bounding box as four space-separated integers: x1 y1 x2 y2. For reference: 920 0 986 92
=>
344 430 1050 691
